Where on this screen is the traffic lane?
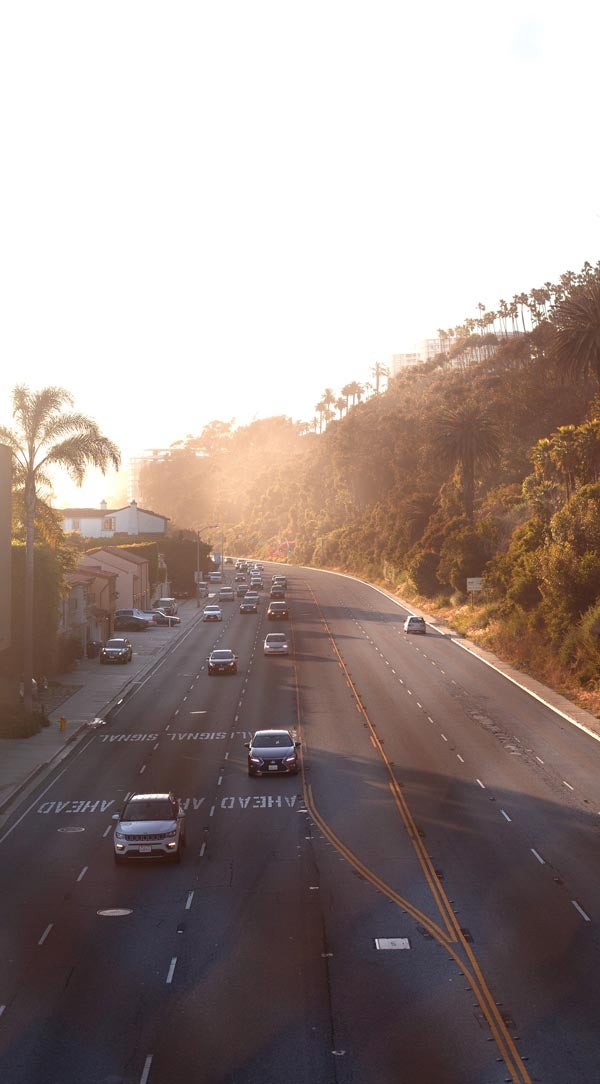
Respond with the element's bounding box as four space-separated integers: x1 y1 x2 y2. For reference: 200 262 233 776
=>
309 581 600 915
293 584 600 1080
0 839 203 1084
310 567 600 812
145 791 334 1084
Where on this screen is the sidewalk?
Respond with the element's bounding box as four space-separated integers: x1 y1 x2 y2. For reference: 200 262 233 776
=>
0 601 202 813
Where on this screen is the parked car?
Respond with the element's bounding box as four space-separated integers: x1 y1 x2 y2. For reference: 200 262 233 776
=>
113 792 186 863
155 597 178 615
245 730 300 777
207 648 238 675
114 611 151 631
100 637 133 664
219 586 235 602
267 601 289 620
147 609 181 626
404 615 426 635
203 604 223 622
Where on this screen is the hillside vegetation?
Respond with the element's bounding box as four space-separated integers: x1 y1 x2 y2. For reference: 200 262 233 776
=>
140 260 600 714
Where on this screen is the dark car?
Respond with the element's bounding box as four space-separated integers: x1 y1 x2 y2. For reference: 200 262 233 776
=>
404 615 426 635
114 614 150 631
267 601 289 620
240 597 258 614
207 648 238 675
236 583 249 598
100 637 133 664
270 585 285 600
245 729 300 777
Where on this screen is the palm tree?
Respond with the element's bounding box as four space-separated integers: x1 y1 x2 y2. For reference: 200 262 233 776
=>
430 400 501 520
369 361 389 396
345 381 362 407
549 278 600 385
0 386 120 714
334 397 346 420
314 400 326 433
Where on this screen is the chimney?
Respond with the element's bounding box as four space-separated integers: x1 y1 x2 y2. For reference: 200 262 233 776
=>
100 500 107 511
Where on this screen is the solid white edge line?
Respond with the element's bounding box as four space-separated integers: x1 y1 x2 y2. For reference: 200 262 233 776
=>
139 1054 153 1084
38 923 53 946
76 866 88 882
531 849 545 864
185 891 194 910
166 957 177 984
571 900 591 922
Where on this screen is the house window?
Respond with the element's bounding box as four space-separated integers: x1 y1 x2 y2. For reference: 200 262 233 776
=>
103 517 115 531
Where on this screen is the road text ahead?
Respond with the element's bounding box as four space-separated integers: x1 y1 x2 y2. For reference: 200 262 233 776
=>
37 795 301 814
98 732 252 742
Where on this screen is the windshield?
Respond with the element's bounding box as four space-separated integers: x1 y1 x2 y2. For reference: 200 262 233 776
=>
105 639 124 648
252 732 292 748
267 635 286 643
122 799 176 821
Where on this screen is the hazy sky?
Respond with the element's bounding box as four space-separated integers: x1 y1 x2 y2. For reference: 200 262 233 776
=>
1 0 599 507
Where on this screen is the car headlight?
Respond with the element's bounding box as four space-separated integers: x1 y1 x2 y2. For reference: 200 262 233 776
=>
165 828 177 838
284 754 296 764
249 756 262 764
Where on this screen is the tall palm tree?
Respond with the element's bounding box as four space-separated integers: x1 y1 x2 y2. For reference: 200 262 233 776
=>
369 361 389 395
0 386 120 713
334 397 346 420
430 400 501 520
549 278 600 385
344 380 362 407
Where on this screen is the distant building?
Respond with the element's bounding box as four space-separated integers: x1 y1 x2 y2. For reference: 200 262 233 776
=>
60 499 168 538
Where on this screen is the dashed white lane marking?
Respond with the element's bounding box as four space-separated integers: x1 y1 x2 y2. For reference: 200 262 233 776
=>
500 809 512 822
166 957 177 984
427 716 434 724
185 891 194 910
153 742 159 751
407 690 413 696
391 669 396 675
572 900 591 922
217 775 223 786
457 754 464 763
38 924 53 946
562 780 574 791
199 842 207 857
139 764 146 775
535 756 544 764
174 709 179 716
531 849 545 864
77 866 88 882
398 677 404 684
440 733 448 742
103 825 112 838
416 702 422 709
0 1005 5 1018
209 805 215 817
140 1055 153 1084
476 779 486 789
224 752 229 760
165 724 170 731
440 669 446 675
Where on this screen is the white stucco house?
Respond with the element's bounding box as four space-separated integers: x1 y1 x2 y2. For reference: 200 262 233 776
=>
60 500 168 538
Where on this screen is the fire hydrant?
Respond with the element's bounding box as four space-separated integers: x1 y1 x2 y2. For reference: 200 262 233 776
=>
59 716 67 733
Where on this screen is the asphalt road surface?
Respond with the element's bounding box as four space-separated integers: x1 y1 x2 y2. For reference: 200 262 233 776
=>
1 564 599 1084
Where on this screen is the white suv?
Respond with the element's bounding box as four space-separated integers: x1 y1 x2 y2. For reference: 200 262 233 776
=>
113 792 186 863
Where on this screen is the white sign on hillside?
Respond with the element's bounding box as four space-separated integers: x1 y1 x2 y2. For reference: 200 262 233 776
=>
466 577 483 592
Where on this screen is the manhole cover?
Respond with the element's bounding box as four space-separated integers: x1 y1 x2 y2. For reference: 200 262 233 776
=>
97 908 133 917
58 826 85 833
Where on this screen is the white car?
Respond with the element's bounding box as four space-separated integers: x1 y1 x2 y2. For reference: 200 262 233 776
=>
113 792 186 863
404 615 426 634
264 633 289 655
203 604 223 622
218 586 235 601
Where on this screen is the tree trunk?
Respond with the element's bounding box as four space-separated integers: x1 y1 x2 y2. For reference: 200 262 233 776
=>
23 475 36 716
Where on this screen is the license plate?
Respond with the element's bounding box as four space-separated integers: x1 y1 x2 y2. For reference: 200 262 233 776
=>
268 764 278 771
139 845 152 853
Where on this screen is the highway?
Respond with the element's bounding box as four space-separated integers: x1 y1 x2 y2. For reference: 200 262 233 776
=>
1 564 600 1083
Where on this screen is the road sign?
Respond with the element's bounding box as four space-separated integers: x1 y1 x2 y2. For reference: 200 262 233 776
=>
466 577 483 592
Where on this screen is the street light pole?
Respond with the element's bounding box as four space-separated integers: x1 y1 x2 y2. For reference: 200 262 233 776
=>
196 523 218 606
